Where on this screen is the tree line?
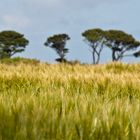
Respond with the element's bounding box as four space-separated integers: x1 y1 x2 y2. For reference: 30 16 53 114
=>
0 28 140 64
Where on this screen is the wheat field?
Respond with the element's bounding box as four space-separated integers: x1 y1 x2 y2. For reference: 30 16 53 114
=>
0 61 140 140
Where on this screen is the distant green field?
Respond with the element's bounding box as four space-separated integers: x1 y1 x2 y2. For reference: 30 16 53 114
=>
0 60 140 140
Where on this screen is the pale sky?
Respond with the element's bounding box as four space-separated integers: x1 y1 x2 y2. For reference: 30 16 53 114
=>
0 0 140 63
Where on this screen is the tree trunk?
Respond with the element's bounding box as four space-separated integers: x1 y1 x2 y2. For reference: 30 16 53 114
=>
112 50 116 61
92 51 96 64
96 53 100 64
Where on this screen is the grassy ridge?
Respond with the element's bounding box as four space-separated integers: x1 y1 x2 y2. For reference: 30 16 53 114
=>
0 62 140 140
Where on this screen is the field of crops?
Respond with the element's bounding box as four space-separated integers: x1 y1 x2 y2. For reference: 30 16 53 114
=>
0 61 140 140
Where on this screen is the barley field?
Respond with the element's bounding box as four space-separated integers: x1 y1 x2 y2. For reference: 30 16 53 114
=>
0 60 140 140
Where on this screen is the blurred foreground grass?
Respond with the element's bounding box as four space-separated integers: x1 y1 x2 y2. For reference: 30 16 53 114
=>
0 59 140 140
